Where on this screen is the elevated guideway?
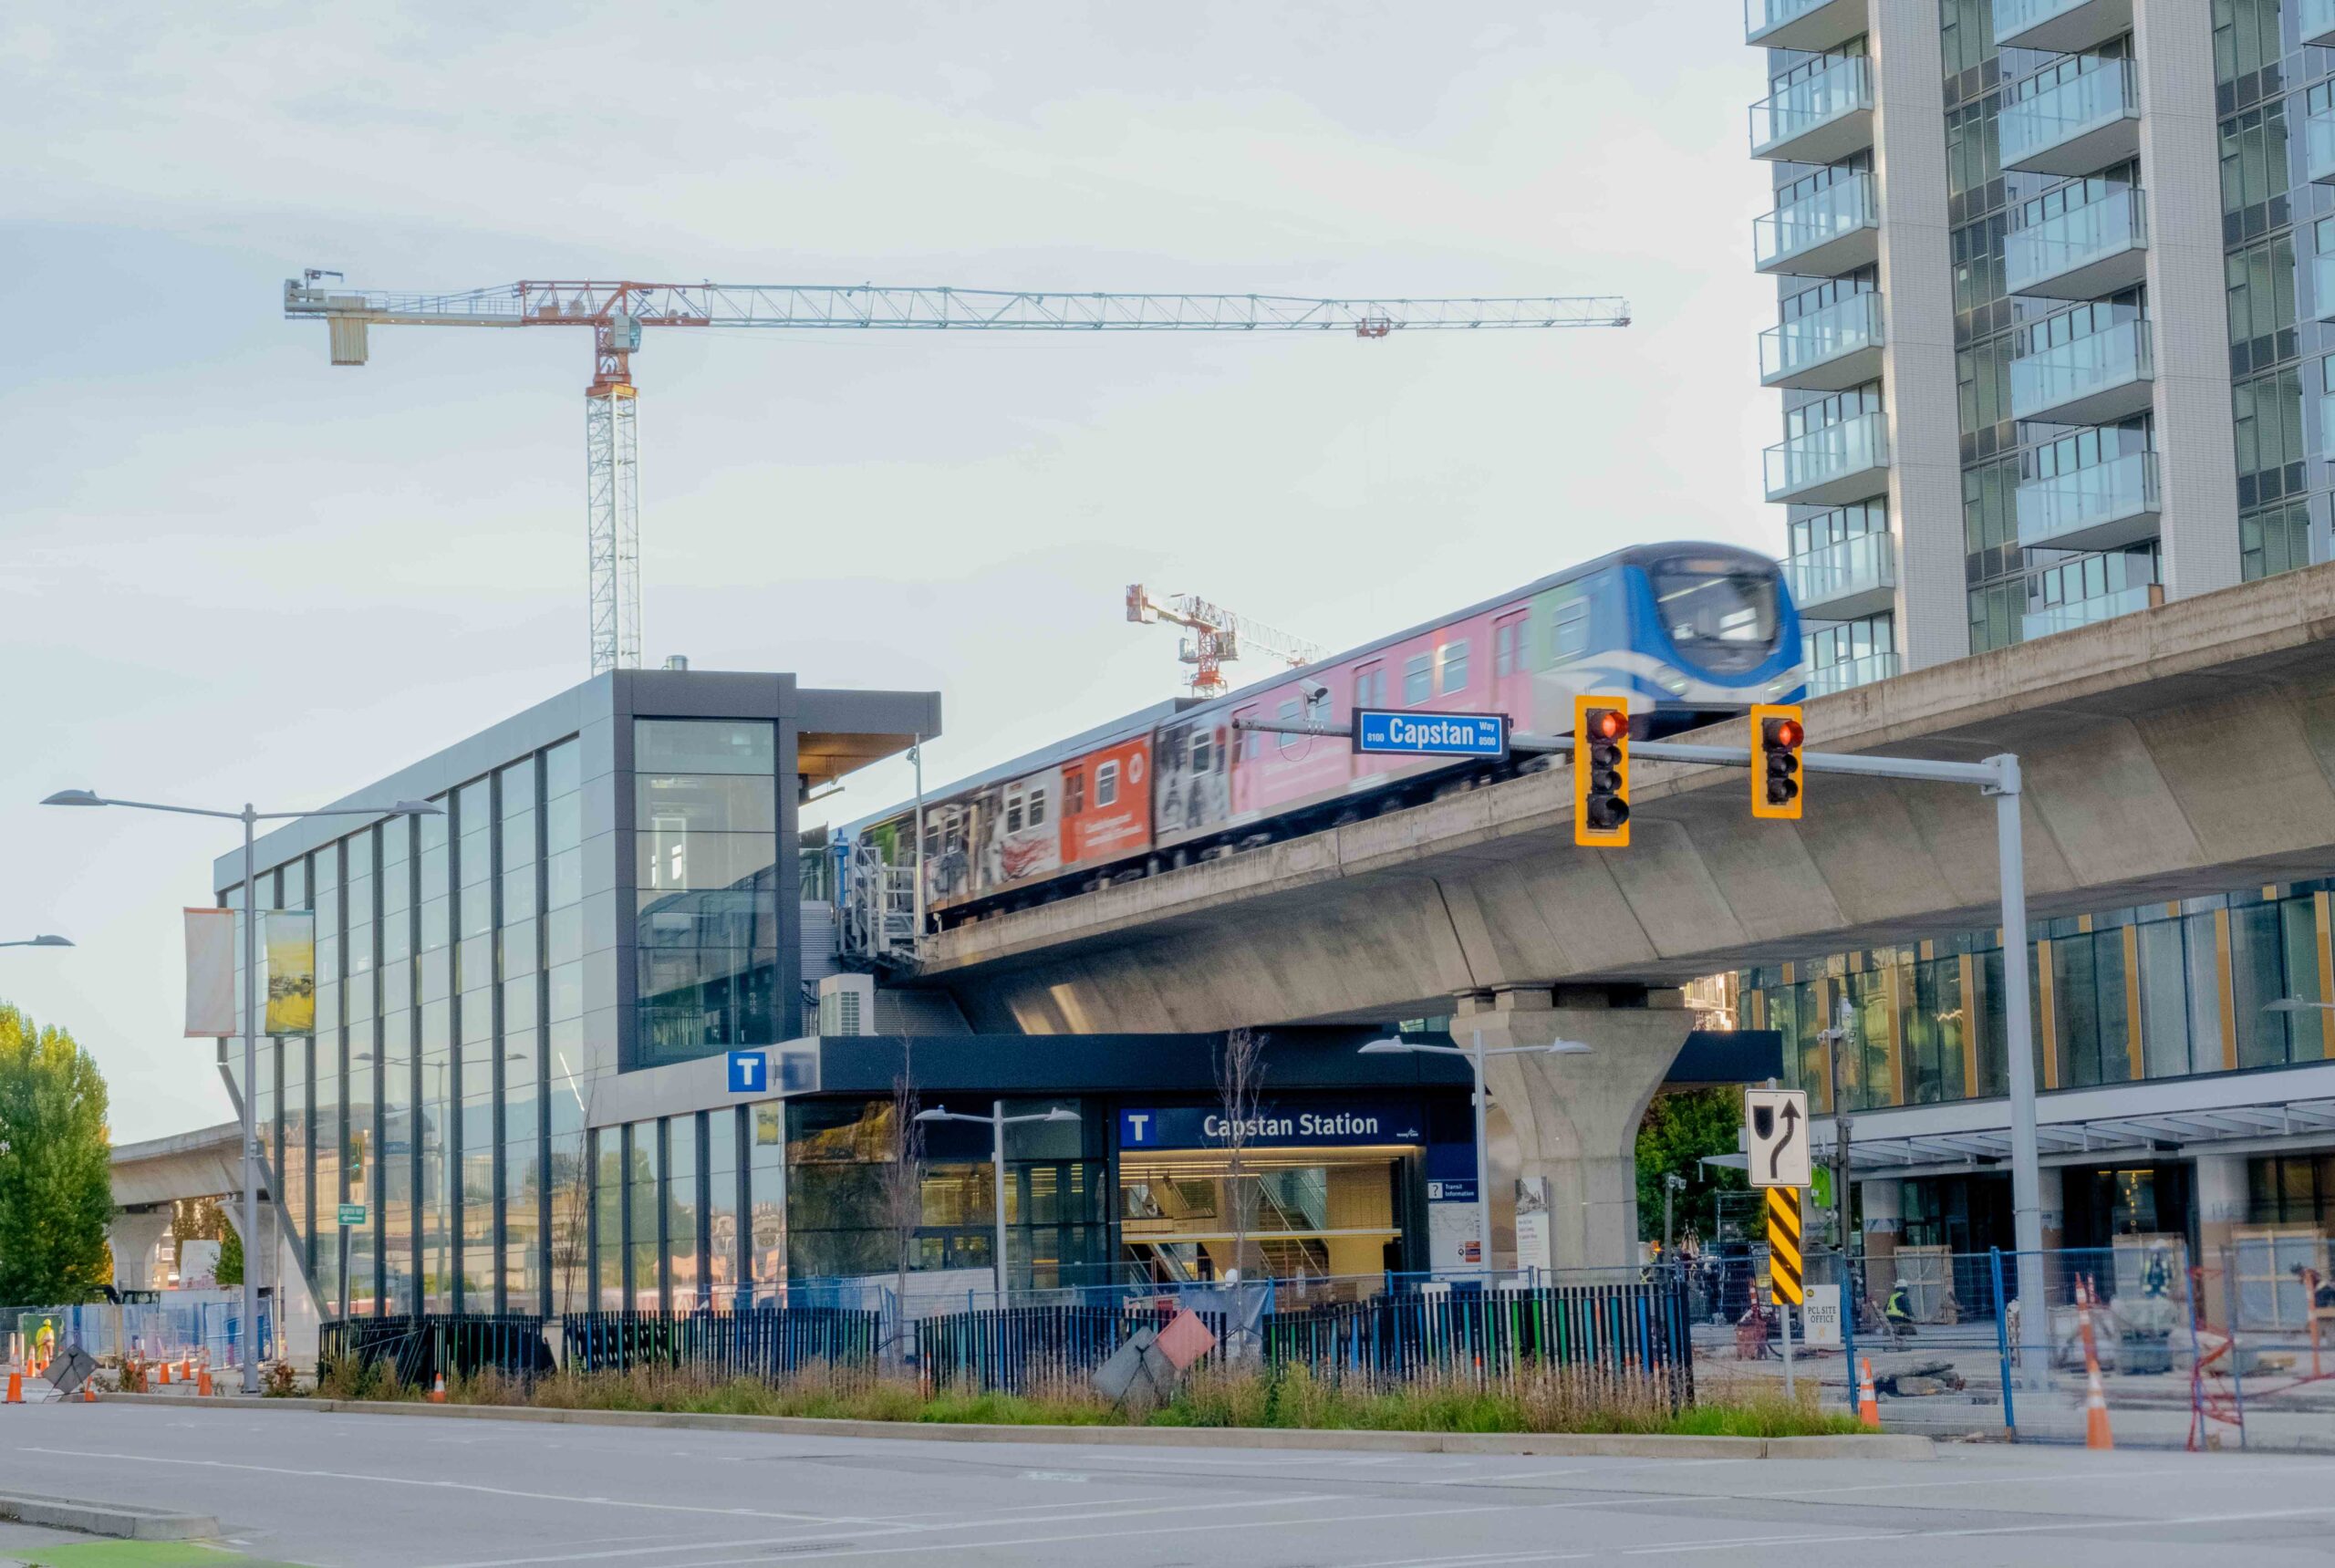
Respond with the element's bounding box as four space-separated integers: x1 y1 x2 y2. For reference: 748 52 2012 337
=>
916 561 2335 1033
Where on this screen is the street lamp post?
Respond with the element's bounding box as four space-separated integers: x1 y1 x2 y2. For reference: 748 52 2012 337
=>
43 788 439 1392
0 935 74 949
1361 1033 1591 1277
914 1102 1079 1308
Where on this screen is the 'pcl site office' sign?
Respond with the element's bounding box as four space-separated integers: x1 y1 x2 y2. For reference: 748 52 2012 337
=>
1353 710 1508 759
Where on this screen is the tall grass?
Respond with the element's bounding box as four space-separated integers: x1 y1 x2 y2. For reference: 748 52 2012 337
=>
306 1357 1863 1438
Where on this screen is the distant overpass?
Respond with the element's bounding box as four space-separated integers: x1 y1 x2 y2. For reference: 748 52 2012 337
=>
916 561 2335 1033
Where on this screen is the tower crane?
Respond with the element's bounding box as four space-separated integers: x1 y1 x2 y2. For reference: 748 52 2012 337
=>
285 274 1631 677
1125 586 1322 699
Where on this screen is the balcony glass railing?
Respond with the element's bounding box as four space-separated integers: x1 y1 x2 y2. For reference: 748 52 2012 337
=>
1807 652 1898 696
2317 254 2335 321
2305 0 2335 47
1760 292 1884 385
1750 57 1873 159
2310 109 2335 185
2010 318 2153 425
2016 452 2159 550
2004 186 2146 297
1993 0 2101 45
2022 583 2158 640
1744 0 1839 43
1764 411 1889 504
1754 174 1878 274
1785 531 1895 611
1999 57 2137 171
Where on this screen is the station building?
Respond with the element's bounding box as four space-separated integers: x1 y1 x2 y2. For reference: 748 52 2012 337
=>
216 666 1781 1323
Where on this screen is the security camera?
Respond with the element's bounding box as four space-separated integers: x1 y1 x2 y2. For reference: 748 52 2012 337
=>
1299 679 1330 703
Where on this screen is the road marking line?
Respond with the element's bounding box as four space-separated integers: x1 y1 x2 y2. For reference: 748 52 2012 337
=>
622 1501 1530 1567
15 1445 877 1527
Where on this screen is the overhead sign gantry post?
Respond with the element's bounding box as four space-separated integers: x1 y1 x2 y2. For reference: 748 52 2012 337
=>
1233 707 2048 1384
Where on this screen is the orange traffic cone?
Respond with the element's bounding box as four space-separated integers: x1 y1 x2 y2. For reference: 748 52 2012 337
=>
5 1370 21 1405
429 1371 447 1404
81 1381 95 1404
197 1364 213 1397
157 1360 171 1386
1856 1356 1881 1429
2077 1277 2114 1451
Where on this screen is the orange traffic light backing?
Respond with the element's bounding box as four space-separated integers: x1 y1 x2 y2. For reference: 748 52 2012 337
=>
1752 702 1804 821
1573 694 1631 847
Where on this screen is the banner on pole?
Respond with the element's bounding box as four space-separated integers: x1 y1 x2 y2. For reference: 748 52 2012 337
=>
183 909 236 1037
263 910 316 1036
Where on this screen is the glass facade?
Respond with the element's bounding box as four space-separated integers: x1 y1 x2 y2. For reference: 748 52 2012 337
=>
1740 883 2335 1116
634 719 782 1067
217 724 630 1322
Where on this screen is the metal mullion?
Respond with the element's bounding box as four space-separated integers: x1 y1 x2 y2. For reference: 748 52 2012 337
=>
536 746 554 1317
490 767 507 1316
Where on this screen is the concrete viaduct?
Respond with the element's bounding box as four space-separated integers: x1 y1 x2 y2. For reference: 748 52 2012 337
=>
907 560 2335 1270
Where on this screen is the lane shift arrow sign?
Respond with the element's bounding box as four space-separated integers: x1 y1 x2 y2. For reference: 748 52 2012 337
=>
1771 1099 1800 1181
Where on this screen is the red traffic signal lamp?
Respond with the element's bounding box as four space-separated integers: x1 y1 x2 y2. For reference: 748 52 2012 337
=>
1573 695 1631 847
1752 703 1804 820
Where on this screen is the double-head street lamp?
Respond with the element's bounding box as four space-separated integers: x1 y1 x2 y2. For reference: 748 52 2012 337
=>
0 934 74 949
914 1102 1080 1308
43 788 439 1392
1361 1033 1591 1277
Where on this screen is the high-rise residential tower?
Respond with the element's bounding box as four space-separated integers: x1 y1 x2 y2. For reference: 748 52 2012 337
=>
1749 0 2321 695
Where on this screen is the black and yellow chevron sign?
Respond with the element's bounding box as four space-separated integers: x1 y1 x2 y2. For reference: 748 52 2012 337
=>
1766 1186 1804 1307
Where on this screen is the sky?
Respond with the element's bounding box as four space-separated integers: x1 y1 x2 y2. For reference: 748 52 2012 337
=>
1 2 1779 1142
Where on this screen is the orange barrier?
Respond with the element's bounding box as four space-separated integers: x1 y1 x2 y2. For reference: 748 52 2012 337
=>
1855 1355 1881 1429
2078 1276 2114 1451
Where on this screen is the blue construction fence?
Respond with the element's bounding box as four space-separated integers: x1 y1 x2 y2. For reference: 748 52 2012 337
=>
6 1298 271 1371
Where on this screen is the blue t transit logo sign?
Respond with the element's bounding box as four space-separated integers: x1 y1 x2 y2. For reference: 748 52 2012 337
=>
726 1051 769 1095
1353 709 1507 759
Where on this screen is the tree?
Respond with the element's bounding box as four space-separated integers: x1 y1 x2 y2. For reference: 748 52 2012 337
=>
879 1050 925 1344
1212 1027 1267 1283
0 1003 115 1303
1634 1086 1744 1247
215 1223 244 1288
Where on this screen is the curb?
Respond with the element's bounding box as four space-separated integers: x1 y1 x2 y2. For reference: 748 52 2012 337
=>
0 1490 219 1542
97 1392 1935 1461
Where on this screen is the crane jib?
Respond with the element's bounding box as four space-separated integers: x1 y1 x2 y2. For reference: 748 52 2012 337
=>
285 273 1628 679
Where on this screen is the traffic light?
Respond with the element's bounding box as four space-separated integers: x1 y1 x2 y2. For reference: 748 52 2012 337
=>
1752 703 1804 820
1573 694 1631 847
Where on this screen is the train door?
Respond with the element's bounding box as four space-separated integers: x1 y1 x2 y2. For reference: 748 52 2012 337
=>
1492 610 1531 723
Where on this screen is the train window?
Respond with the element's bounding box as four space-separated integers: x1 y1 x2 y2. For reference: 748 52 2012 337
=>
1005 788 1024 833
1096 762 1119 806
1065 773 1085 816
1495 614 1527 677
1404 654 1432 705
1551 599 1591 661
1354 663 1386 709
1192 729 1214 774
1027 786 1048 827
1440 640 1470 694
1653 557 1780 673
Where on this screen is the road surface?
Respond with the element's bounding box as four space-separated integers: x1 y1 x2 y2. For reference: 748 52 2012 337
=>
2 1404 2332 1565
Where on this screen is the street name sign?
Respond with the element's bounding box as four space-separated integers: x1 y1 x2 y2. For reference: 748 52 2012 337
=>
1353 710 1507 759
1745 1088 1811 1189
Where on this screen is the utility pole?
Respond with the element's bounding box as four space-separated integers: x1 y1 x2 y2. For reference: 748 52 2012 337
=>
1664 1171 1686 1256
1821 993 1854 1256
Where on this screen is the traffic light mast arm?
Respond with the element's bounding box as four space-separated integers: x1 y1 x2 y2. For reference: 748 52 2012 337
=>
1510 733 2010 792
1225 716 2012 792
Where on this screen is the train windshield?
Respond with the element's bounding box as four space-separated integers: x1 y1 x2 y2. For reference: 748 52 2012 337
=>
1650 556 1780 672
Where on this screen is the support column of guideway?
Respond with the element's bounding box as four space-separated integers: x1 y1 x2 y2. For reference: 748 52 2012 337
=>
107 1208 174 1292
1462 987 1698 1272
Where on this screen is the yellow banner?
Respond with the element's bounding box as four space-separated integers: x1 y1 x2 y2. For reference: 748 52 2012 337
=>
263 910 316 1036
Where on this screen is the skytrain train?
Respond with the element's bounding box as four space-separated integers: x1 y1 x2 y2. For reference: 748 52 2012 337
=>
842 543 1803 933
